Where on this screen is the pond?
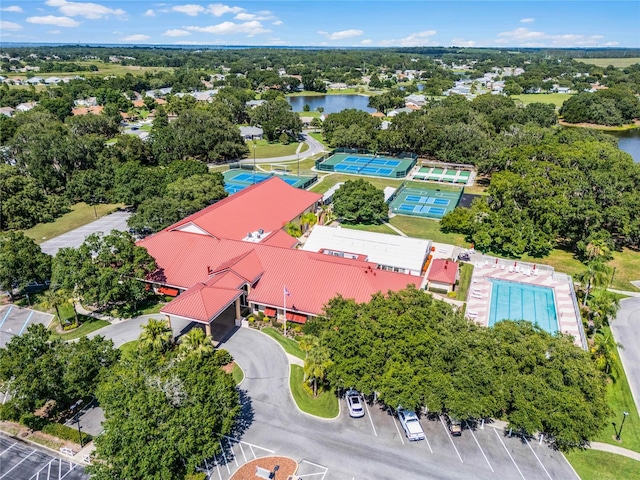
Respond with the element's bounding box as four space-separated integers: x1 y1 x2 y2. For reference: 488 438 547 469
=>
287 94 374 114
609 128 640 163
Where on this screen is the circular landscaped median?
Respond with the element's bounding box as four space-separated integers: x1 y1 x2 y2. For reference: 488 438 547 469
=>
230 456 297 480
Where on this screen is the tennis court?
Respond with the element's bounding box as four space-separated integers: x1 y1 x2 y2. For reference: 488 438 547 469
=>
389 185 463 219
316 152 416 178
414 166 471 185
223 169 315 194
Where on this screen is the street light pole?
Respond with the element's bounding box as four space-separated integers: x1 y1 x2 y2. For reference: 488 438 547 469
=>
617 411 629 441
253 140 257 184
297 152 300 178
71 400 84 447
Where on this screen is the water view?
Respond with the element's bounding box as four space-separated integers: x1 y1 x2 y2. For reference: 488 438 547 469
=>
287 94 374 114
610 128 640 163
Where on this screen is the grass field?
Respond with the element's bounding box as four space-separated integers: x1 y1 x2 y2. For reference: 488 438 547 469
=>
262 327 305 360
289 365 339 418
248 140 308 159
119 340 139 360
22 202 123 244
512 93 573 108
50 316 110 341
388 216 469 246
342 223 399 236
4 61 173 80
310 173 403 194
456 263 474 301
566 450 640 480
576 58 640 68
593 327 640 453
232 363 244 384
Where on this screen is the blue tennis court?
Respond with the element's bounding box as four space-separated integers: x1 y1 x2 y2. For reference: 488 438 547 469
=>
316 152 416 178
397 204 446 215
223 169 316 195
389 185 462 219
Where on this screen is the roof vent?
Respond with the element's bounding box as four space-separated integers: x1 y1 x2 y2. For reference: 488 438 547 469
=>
258 229 264 235
247 232 252 238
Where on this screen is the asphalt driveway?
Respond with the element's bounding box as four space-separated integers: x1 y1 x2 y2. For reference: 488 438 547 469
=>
611 296 640 415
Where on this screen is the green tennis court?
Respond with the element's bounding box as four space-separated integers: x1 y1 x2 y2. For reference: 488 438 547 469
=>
316 152 416 178
389 185 463 219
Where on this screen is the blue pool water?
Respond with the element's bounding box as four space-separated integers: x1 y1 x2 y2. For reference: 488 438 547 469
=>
488 279 559 333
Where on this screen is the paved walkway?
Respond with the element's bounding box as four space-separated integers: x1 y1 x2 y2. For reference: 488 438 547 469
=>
608 288 640 297
236 131 326 165
382 221 407 237
590 442 640 461
610 296 640 417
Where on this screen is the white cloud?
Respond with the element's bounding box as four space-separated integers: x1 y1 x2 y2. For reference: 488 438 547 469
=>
379 30 438 47
0 20 22 30
172 4 205 16
272 20 282 26
320 29 364 41
163 29 191 37
121 34 151 42
451 38 476 47
26 15 80 27
47 29 62 34
208 3 245 16
144 9 156 17
520 18 535 23
494 27 608 47
186 20 269 36
361 39 372 45
0 6 23 13
45 0 125 19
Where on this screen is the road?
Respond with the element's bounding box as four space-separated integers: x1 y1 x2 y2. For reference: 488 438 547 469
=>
237 131 326 165
611 296 640 416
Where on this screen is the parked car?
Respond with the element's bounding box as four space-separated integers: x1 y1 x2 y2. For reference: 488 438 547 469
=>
345 389 365 418
458 252 471 261
397 407 425 441
443 414 462 436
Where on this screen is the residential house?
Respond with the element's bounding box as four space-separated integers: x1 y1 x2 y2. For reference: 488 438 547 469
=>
239 126 264 140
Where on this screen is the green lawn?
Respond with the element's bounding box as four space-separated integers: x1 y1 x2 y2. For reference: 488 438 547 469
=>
310 174 403 194
576 58 640 68
456 263 474 301
135 296 167 315
4 62 173 80
566 450 640 480
308 132 327 146
22 202 124 244
289 365 339 418
262 327 305 360
119 340 139 360
593 327 640 453
512 93 573 108
248 140 308 159
342 223 399 235
50 316 110 341
232 363 244 384
388 216 469 246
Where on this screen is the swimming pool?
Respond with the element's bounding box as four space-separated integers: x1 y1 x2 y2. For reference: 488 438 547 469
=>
488 279 559 334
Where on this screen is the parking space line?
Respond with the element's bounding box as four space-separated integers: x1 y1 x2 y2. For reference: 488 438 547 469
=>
300 460 329 480
438 415 463 463
524 436 552 480
249 444 256 459
237 441 247 462
28 458 55 480
362 402 377 437
0 449 36 479
465 421 494 472
219 440 230 474
226 438 238 467
18 311 35 335
493 428 526 480
391 417 405 445
0 442 17 457
60 462 81 480
0 306 12 330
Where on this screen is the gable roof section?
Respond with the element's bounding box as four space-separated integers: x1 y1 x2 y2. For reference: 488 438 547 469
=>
161 283 242 323
167 177 322 240
427 259 458 285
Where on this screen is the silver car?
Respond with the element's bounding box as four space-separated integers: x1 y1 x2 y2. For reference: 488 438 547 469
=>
397 407 425 441
345 389 365 418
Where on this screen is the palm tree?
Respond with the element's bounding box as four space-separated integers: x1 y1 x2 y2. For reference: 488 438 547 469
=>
303 345 333 397
300 212 318 234
575 259 612 307
299 335 319 355
138 318 173 353
178 327 214 359
41 288 66 326
586 289 621 332
591 331 623 379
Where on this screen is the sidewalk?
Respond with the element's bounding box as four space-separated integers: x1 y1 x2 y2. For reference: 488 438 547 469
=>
590 442 640 461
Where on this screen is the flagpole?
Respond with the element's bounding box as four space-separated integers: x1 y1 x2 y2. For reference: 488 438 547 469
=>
283 287 287 337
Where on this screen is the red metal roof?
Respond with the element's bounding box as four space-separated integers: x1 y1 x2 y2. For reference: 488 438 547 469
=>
160 283 242 323
427 259 458 285
166 177 321 241
139 178 422 321
261 229 299 248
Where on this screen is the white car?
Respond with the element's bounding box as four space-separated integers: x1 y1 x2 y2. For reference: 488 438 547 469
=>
397 407 425 441
345 389 365 418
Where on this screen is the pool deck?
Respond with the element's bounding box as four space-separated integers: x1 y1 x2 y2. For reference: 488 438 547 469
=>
465 259 584 347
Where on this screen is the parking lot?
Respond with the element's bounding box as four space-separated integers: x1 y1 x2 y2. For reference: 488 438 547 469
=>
336 396 579 480
0 306 53 349
0 434 87 480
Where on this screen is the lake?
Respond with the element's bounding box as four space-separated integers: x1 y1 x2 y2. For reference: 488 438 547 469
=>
610 129 640 163
287 94 374 114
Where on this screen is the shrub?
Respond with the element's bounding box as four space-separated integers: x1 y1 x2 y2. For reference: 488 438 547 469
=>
213 349 233 366
0 402 21 422
19 413 48 431
185 473 207 480
42 422 92 444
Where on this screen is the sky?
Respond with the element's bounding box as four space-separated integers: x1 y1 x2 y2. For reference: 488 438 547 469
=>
1 1 639 48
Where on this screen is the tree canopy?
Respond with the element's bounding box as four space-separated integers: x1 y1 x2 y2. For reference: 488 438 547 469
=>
560 88 640 125
305 286 610 450
332 179 387 224
0 231 51 297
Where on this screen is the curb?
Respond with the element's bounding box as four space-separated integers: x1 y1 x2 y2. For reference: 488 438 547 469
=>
0 428 91 467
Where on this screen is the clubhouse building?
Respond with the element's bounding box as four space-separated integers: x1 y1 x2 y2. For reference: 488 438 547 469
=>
138 177 423 337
